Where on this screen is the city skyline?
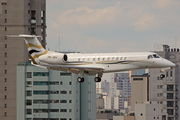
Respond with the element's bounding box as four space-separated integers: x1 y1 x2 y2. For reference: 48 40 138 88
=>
46 0 180 53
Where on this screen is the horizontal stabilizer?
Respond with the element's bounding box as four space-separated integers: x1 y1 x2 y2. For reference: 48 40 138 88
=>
7 34 42 39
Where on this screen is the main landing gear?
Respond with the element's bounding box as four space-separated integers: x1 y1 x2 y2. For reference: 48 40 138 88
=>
77 71 102 83
77 77 84 83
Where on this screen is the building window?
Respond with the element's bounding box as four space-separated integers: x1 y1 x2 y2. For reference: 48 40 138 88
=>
33 91 48 95
26 109 32 115
167 85 174 91
5 78 7 82
28 3 30 6
5 70 7 74
5 19 7 23
5 27 7 31
33 81 49 85
26 100 32 105
5 87 7 91
4 112 7 117
50 81 59 85
50 109 59 112
26 91 32 96
33 72 49 76
60 91 67 94
5 10 7 14
167 109 174 115
31 28 36 34
26 72 32 78
2 2 7 5
60 109 67 112
49 100 59 103
5 44 7 48
69 82 72 85
49 91 59 94
69 109 72 112
5 104 7 108
5 52 7 57
5 61 7 65
60 100 67 103
167 93 174 99
5 36 7 40
33 100 49 104
69 100 72 103
5 95 7 99
60 81 63 85
60 72 72 76
69 91 72 94
167 101 174 107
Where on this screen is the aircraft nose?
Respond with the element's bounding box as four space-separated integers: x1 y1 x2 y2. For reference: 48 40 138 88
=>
164 59 175 67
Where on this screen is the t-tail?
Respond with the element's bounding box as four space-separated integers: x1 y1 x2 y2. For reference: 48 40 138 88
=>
9 34 48 64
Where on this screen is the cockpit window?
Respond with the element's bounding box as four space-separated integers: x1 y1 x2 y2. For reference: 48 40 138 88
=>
153 54 160 58
148 55 153 59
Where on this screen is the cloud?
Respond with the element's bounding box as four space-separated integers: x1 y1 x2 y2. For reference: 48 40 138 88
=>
133 14 156 31
46 0 180 53
56 2 121 27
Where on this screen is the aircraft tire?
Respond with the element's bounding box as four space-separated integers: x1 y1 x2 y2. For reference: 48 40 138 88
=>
94 77 101 82
77 77 84 83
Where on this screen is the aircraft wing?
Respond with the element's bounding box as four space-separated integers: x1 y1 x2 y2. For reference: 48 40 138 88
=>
40 64 104 74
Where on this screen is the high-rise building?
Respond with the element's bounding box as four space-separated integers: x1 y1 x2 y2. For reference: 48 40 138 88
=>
0 0 46 119
149 45 179 120
96 80 109 95
114 73 131 97
17 62 96 120
131 45 180 120
131 74 150 111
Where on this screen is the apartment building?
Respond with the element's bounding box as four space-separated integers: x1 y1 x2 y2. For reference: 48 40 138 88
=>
0 0 46 119
17 62 96 120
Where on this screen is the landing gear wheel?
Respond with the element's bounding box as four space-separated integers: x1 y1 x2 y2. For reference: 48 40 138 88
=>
160 74 165 79
94 77 101 82
77 77 84 83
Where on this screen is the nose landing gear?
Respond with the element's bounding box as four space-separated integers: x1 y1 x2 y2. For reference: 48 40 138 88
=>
160 74 165 79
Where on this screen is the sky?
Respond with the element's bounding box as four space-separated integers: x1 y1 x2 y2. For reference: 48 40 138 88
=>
46 0 180 53
46 0 180 80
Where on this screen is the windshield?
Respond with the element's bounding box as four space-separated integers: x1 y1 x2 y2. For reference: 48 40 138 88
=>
147 55 153 59
153 54 160 58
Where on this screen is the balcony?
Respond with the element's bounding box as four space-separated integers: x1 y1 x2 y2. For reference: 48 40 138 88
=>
33 113 49 118
33 104 49 109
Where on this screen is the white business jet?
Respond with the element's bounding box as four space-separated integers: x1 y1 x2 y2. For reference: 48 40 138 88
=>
10 35 175 83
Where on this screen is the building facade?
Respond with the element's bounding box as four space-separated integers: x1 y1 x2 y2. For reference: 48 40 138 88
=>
131 45 180 120
149 45 179 120
131 74 150 111
0 0 46 119
17 63 96 120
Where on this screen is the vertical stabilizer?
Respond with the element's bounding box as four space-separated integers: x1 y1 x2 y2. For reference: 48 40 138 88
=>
9 35 48 64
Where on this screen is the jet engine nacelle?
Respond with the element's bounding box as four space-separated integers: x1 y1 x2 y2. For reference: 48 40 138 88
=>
39 53 68 64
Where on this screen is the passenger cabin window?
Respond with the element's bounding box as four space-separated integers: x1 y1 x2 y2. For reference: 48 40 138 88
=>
148 55 153 59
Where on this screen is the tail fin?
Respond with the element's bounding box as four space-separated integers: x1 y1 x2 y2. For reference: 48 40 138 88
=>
9 34 48 64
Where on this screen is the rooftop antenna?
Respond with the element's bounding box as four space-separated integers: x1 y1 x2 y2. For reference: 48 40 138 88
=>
58 36 60 52
175 37 177 48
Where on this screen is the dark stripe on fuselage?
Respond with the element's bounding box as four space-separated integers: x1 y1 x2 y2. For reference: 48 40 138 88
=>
29 49 40 55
